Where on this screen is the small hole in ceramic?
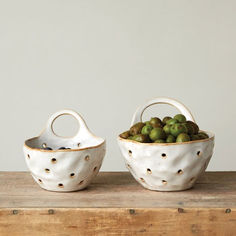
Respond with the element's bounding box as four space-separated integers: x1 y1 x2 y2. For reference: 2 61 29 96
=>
93 167 97 172
197 151 201 156
162 180 167 185
128 150 132 156
42 143 47 148
77 143 80 147
147 168 152 174
51 158 57 163
140 178 145 183
38 179 42 183
161 153 167 158
27 154 30 159
45 168 50 173
127 164 131 169
79 180 84 185
85 155 90 161
190 177 195 182
177 169 183 175
58 183 64 188
70 173 75 178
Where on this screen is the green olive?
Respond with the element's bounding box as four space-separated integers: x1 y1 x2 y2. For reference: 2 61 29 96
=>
174 114 186 123
176 133 190 142
162 116 172 124
124 114 206 144
190 134 200 141
149 127 166 141
150 117 163 128
120 130 130 139
141 125 153 135
170 123 188 137
132 134 150 143
154 139 166 143
129 122 145 135
186 121 199 134
184 122 195 135
166 135 175 143
166 118 178 125
163 124 171 135
198 132 209 139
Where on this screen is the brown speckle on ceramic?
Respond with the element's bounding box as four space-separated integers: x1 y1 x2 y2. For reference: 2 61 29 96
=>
23 110 106 192
118 97 215 191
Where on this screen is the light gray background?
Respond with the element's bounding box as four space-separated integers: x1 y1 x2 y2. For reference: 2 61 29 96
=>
0 0 235 171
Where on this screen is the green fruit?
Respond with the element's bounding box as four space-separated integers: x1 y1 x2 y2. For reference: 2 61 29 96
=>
132 134 150 143
190 134 200 141
154 139 166 143
176 133 190 143
162 116 172 124
141 125 153 135
130 122 145 135
186 121 199 134
122 115 204 144
120 130 130 139
166 118 178 125
170 123 188 137
150 117 163 128
198 132 209 139
166 135 175 143
174 114 186 123
163 124 171 134
184 122 195 135
149 127 166 141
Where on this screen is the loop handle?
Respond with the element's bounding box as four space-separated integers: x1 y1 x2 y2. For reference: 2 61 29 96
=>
41 110 93 140
131 97 195 126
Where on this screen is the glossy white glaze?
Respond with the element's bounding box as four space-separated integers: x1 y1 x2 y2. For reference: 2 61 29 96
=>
118 97 215 191
23 110 106 192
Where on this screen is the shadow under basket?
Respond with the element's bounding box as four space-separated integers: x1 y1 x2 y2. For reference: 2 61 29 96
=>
23 109 106 192
117 97 215 191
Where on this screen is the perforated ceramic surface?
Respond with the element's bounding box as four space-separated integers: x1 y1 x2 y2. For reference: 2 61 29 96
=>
117 97 215 191
23 110 106 192
118 135 214 191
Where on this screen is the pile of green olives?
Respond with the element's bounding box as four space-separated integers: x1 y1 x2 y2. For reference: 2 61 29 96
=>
119 114 209 143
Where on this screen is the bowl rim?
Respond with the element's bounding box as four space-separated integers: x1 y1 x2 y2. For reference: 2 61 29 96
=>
117 130 214 146
24 136 105 152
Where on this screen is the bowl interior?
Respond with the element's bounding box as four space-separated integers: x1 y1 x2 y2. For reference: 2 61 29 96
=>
25 134 105 151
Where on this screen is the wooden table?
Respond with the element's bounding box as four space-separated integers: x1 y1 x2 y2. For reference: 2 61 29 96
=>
0 171 236 236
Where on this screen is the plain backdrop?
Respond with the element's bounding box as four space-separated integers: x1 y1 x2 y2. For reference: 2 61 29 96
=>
0 0 235 171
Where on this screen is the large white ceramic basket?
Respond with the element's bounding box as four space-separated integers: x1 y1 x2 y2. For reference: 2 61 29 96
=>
117 98 215 191
24 110 106 192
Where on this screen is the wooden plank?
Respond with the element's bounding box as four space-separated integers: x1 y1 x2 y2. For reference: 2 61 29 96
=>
1 172 236 208
1 172 236 235
0 208 236 236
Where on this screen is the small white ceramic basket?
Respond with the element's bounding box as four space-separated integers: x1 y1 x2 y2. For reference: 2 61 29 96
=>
23 110 106 192
117 98 215 191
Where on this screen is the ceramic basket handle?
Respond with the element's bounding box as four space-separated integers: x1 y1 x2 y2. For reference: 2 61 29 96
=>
42 109 93 140
131 97 195 126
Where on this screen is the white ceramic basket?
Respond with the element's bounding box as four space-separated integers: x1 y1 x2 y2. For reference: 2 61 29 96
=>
117 98 215 191
23 110 106 192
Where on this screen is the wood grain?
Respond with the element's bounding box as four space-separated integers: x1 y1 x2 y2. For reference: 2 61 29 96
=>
1 171 236 208
0 208 236 236
1 172 236 236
